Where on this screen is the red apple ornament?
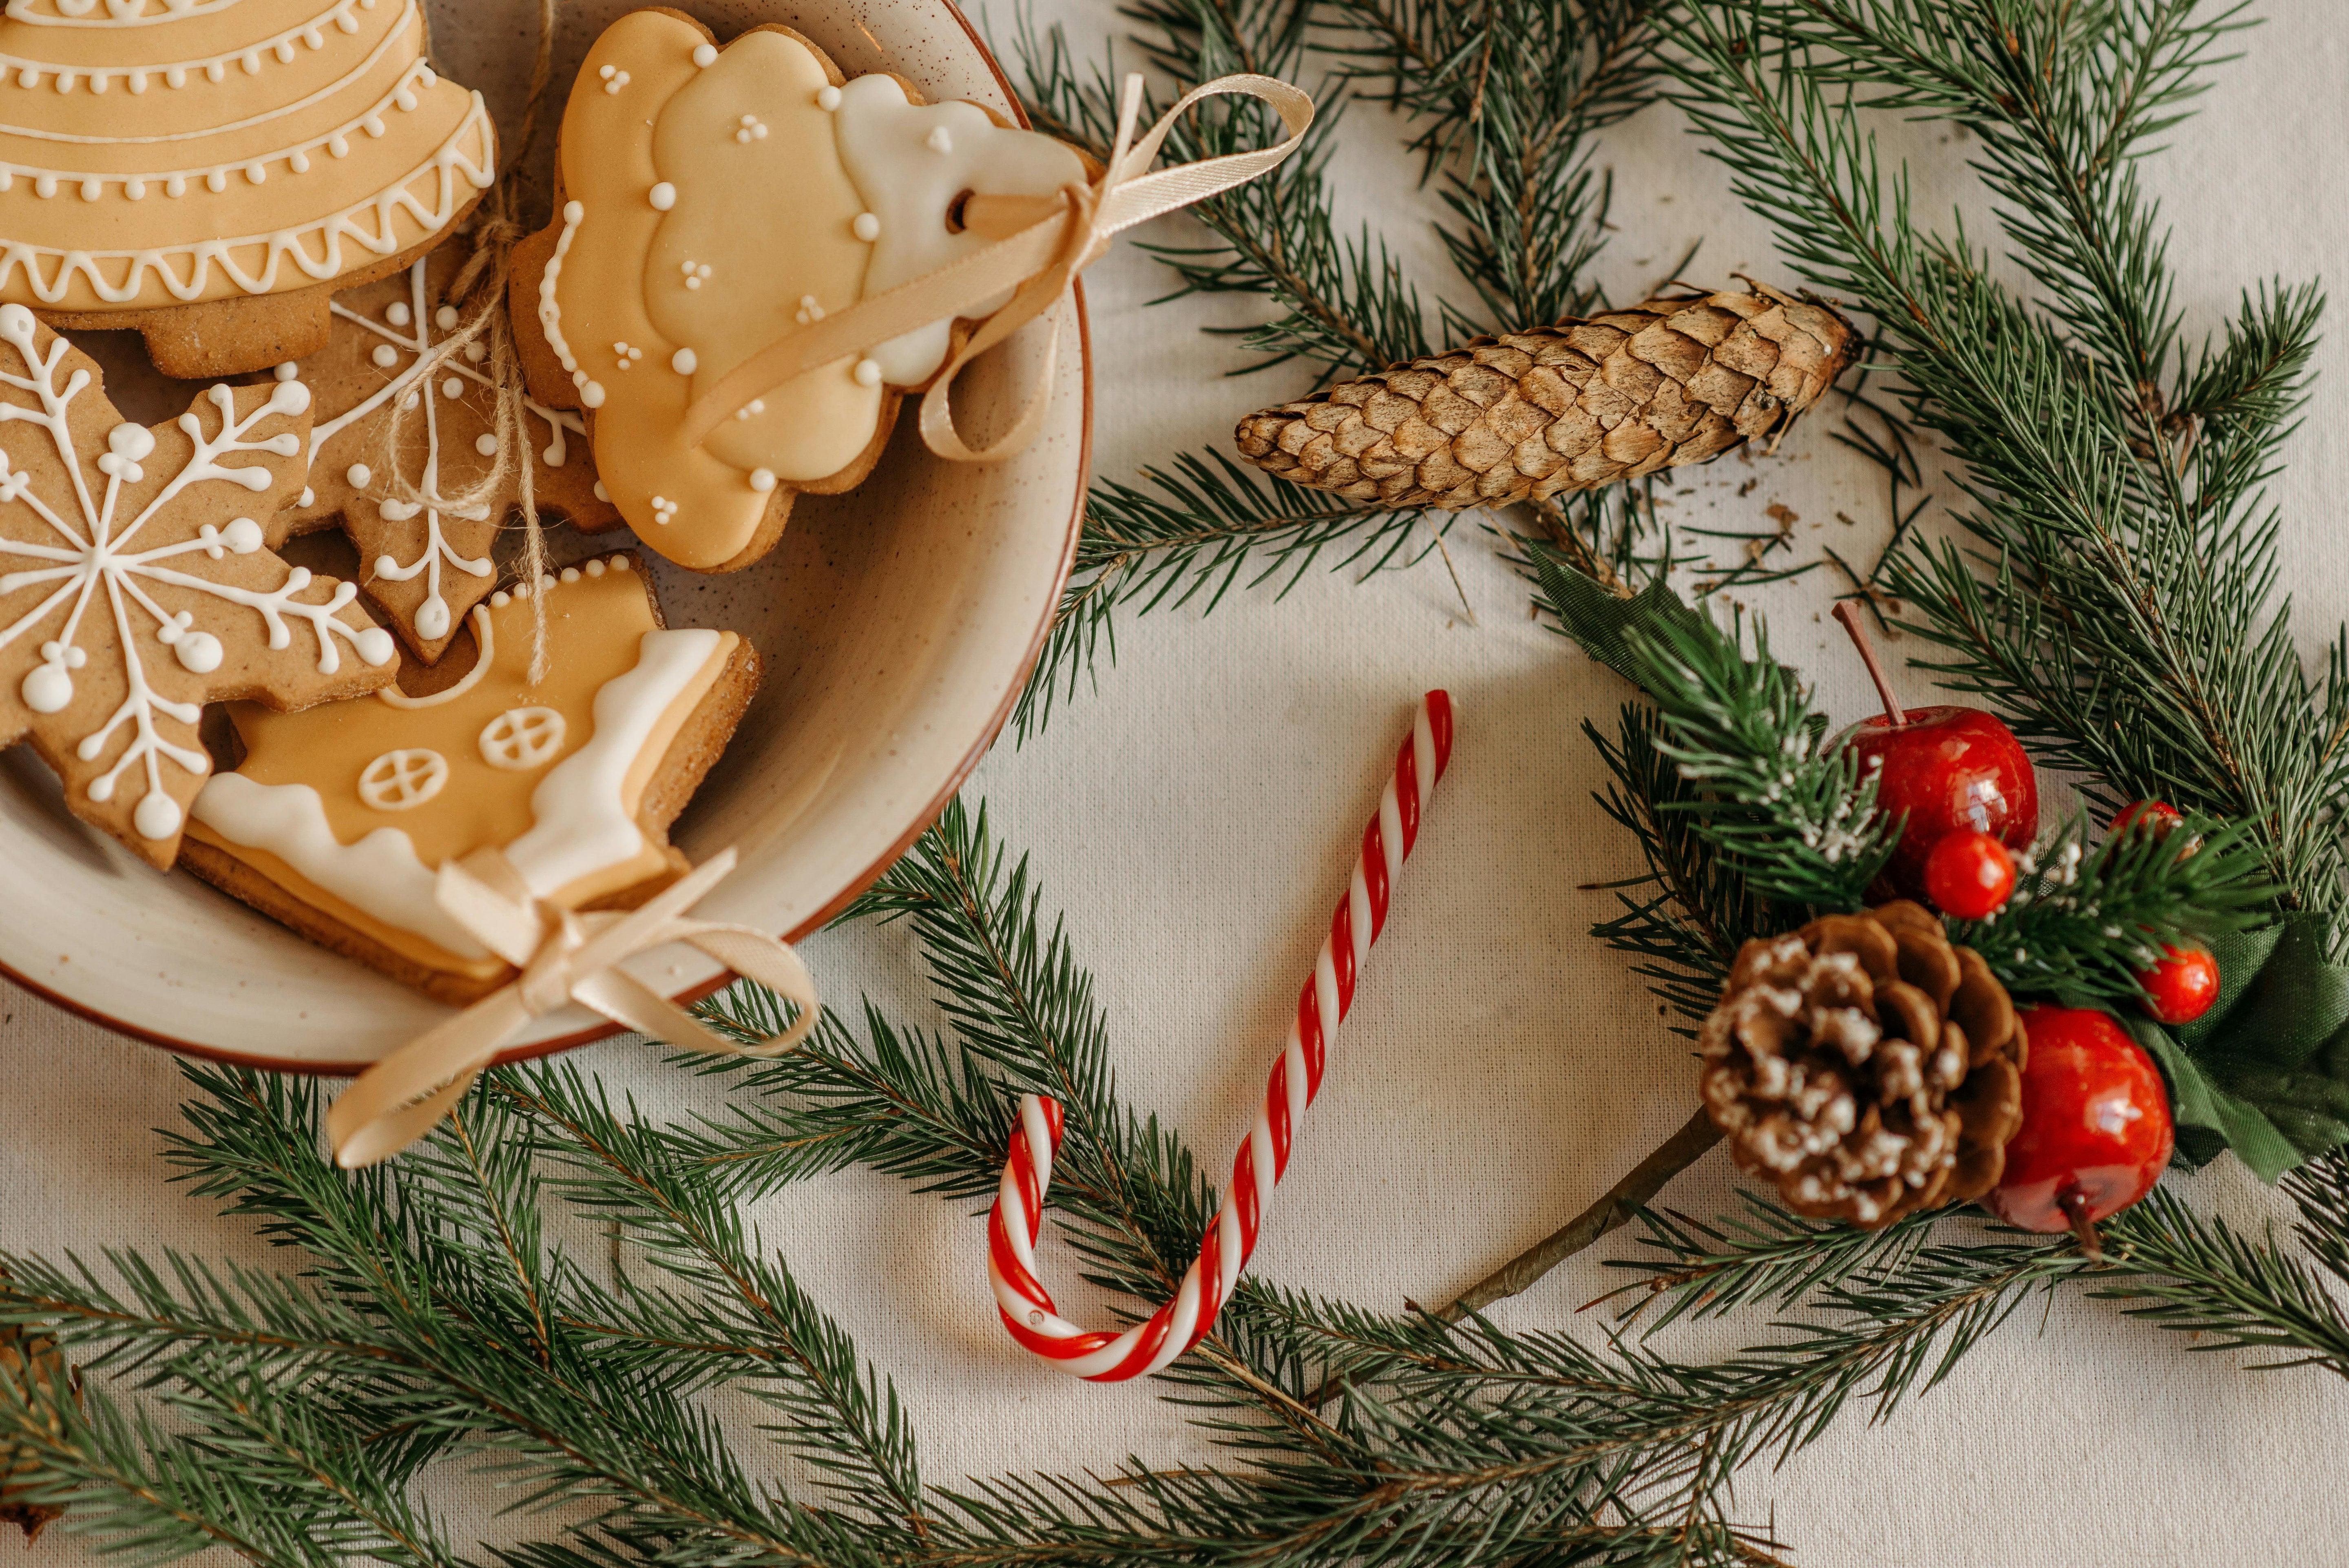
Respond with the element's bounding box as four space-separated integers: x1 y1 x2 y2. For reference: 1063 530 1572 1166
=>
1986 1006 2174 1257
1831 604 2038 902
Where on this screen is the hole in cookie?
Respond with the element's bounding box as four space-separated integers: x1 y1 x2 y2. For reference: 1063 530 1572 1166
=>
944 188 975 234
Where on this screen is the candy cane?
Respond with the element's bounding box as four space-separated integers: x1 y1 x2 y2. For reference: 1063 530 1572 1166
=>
987 690 1456 1380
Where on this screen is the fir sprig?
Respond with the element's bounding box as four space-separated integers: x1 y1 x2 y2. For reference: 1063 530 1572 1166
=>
1954 812 2274 1003
1663 0 2348 928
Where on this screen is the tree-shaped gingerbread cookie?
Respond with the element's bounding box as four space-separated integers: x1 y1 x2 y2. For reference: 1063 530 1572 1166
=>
279 242 620 662
0 305 397 867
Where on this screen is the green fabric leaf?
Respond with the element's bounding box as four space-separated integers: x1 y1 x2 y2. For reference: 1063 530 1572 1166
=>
1531 549 1717 691
2127 916 2349 1183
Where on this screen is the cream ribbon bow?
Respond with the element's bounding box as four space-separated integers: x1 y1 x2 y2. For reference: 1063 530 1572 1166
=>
677 71 1316 460
325 848 819 1169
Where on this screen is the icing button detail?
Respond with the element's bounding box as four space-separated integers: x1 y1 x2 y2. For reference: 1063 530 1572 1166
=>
795 295 824 324
692 43 719 67
854 359 882 387
359 749 449 811
480 707 567 771
816 84 842 111
347 463 371 487
670 347 697 375
592 481 610 501
748 468 776 493
649 495 679 526
927 126 954 154
371 344 397 368
475 434 498 457
386 302 411 327
852 212 880 242
734 113 768 144
648 181 677 211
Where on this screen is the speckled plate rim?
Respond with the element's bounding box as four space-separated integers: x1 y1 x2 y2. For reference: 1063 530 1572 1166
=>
0 0 1093 1077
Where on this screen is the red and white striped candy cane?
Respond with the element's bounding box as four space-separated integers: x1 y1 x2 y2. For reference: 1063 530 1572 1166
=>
987 690 1456 1380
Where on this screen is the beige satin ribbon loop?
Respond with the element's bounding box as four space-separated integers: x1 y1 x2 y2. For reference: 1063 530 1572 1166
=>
676 71 1315 458
324 847 821 1170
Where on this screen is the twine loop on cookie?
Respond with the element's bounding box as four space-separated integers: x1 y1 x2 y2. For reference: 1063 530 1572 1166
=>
323 846 819 1169
676 71 1316 461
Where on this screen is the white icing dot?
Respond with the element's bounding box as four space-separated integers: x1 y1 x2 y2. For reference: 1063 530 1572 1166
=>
298 486 314 507
346 464 371 488
386 301 411 326
585 558 606 577
927 125 954 154
671 347 697 375
854 358 882 387
415 598 450 641
490 591 511 608
599 64 616 80
20 660 70 713
354 628 397 667
272 361 299 381
593 481 610 500
464 341 487 363
581 381 606 408
749 468 776 493
611 554 633 571
816 84 841 110
564 199 583 223
221 518 264 554
795 294 824 325
475 433 498 457
371 344 398 368
436 305 459 330
692 42 718 67
560 567 581 584
852 212 880 242
648 181 676 210
442 376 463 398
172 630 223 674
133 791 183 842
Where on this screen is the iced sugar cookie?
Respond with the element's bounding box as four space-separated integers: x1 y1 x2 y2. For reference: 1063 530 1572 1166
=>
0 303 395 869
181 554 759 1003
509 12 1088 572
275 240 620 664
0 0 496 378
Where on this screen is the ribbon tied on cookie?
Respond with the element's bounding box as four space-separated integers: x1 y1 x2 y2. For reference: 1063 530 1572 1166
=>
677 71 1316 460
326 847 818 1169
520 17 1317 573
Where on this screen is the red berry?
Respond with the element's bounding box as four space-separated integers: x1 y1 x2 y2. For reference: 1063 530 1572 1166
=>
2111 800 2183 836
1987 1006 2174 1251
1922 829 2015 919
2138 944 2219 1026
1841 707 2039 901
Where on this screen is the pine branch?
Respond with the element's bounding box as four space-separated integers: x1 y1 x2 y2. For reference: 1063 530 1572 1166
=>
1664 0 2346 928
1951 810 2274 1003
1013 454 1444 740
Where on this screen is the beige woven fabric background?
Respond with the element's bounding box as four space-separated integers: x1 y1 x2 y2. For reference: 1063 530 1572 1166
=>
5 3 2347 1563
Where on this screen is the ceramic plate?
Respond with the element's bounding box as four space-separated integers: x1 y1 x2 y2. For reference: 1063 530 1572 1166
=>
0 0 1089 1071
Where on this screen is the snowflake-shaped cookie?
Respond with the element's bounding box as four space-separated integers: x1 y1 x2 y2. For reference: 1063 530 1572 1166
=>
277 243 620 663
0 305 397 869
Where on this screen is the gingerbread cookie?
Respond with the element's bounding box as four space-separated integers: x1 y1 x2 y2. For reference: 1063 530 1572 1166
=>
276 241 619 662
181 553 759 1003
0 0 496 378
0 303 395 868
509 11 1088 571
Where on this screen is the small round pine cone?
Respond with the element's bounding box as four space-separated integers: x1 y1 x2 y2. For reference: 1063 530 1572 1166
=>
1233 283 1856 510
1698 901 2026 1229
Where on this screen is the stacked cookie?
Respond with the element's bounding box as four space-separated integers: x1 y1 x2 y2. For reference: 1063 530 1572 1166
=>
0 5 1099 1004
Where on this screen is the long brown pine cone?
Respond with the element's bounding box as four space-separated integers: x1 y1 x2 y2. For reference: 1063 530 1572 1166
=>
1234 284 1857 510
1698 901 2026 1230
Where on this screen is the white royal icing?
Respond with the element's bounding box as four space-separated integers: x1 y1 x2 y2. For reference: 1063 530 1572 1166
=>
829 73 1086 385
0 303 391 838
537 199 604 408
504 626 721 897
191 772 493 959
303 257 585 642
0 1 497 307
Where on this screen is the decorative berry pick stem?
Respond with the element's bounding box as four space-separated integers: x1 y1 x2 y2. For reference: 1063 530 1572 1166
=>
987 690 1456 1381
1831 600 1907 726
